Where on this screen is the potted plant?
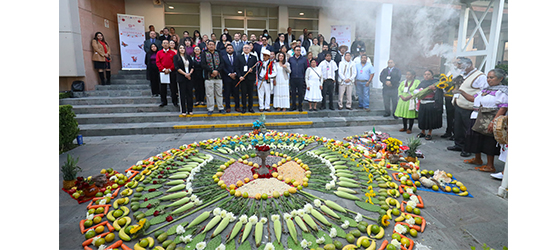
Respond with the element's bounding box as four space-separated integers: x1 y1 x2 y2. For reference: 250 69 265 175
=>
404 137 422 163
61 154 82 190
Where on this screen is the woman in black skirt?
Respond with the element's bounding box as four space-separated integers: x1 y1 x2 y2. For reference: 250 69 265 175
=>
416 70 443 140
144 43 160 97
191 46 205 106
174 45 195 116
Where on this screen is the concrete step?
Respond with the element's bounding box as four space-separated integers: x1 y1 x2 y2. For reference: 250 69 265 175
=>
77 115 399 136
74 109 386 124
60 95 260 106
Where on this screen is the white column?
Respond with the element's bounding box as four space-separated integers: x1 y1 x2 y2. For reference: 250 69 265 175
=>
59 0 85 77
200 2 213 37
485 0 505 72
278 6 289 33
498 157 508 198
373 3 393 89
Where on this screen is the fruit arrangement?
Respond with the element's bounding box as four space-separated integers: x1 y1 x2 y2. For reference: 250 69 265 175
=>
76 129 442 250
63 168 133 204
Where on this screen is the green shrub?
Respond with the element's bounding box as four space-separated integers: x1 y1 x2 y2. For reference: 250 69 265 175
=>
59 105 79 152
59 92 72 99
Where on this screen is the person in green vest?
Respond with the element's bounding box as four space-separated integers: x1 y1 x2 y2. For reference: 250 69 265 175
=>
394 70 421 134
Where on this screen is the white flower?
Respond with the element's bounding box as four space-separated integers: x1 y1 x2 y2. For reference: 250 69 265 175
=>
220 210 228 218
239 214 248 224
410 195 419 203
303 204 313 214
290 210 297 217
249 215 258 225
109 175 118 182
227 212 236 222
190 194 198 201
98 245 107 250
176 225 185 235
149 157 154 162
395 224 407 234
260 217 268 224
314 199 322 207
264 242 275 250
186 182 192 190
213 207 222 216
406 217 416 226
405 188 414 194
400 176 407 182
283 213 292 221
216 243 226 250
186 188 193 195
300 239 310 249
329 227 337 238
316 236 325 244
196 241 207 250
297 209 305 217
86 212 94 220
391 239 402 248
194 198 202 206
407 200 417 209
271 214 280 221
136 160 143 166
99 199 107 205
341 220 350 229
354 213 363 222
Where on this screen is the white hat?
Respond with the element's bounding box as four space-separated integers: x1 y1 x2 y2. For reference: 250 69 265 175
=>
262 49 271 56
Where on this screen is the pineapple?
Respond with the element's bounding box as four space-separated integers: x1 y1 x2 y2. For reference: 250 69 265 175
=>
405 137 422 162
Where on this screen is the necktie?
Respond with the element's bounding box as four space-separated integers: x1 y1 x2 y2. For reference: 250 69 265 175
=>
151 38 154 44
229 55 233 65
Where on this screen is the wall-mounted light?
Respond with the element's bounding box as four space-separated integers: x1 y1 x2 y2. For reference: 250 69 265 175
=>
238 10 243 14
299 12 304 16
168 6 174 9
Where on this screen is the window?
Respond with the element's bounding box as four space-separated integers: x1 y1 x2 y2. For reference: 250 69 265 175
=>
164 2 200 37
288 7 319 41
212 5 278 40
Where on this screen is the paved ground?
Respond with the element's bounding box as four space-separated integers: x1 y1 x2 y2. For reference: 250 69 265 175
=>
58 124 507 250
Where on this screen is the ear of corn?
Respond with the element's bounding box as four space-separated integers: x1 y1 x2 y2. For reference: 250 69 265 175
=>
202 215 223 234
255 222 263 247
273 219 282 243
286 218 298 243
294 216 309 233
165 180 185 186
227 221 243 243
211 216 231 238
324 200 348 213
166 184 186 193
186 211 211 228
337 181 361 188
320 205 340 219
160 191 187 201
165 197 191 208
338 177 358 184
302 214 318 231
170 202 195 215
169 173 189 179
310 209 331 226
241 221 253 243
335 173 354 178
334 190 361 201
337 187 358 194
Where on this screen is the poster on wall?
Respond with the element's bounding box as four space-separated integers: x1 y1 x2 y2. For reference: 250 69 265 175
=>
331 25 352 48
117 14 146 70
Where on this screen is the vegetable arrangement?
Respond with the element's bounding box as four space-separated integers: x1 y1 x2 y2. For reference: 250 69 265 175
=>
77 129 437 250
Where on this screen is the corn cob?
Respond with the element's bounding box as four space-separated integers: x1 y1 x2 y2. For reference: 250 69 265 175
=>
337 181 361 188
286 218 298 242
241 221 253 243
186 211 211 228
159 191 187 201
302 214 318 231
255 222 264 247
294 215 309 233
227 221 243 242
165 197 191 208
334 190 361 201
165 180 185 186
324 200 347 213
335 173 354 178
338 177 358 184
320 205 340 219
273 219 282 243
337 187 358 194
202 215 223 234
166 184 186 193
211 216 231 238
310 209 331 226
169 173 189 179
171 202 195 215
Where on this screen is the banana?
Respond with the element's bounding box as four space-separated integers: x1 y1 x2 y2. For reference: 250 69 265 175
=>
124 216 132 228
365 240 376 250
458 191 469 196
147 237 155 248
113 200 120 209
154 246 165 250
119 228 131 241
367 224 372 237
395 214 405 222
113 219 122 231
395 199 401 209
373 227 384 239
107 210 116 222
342 244 357 250
124 197 130 205
134 243 146 250
385 209 392 220
356 236 369 247
138 175 145 182
121 206 130 216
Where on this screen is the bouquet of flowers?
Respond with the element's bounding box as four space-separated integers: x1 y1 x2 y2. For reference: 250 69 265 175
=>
382 137 402 153
252 114 266 134
411 73 454 99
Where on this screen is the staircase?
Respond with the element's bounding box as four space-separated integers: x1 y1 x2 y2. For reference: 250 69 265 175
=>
60 70 399 136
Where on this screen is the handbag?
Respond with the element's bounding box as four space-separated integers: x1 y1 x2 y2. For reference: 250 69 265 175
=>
472 107 498 136
493 115 508 144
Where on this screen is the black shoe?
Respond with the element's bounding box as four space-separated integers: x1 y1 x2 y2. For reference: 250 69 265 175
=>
289 107 297 111
417 133 426 138
329 106 335 110
460 151 472 157
298 107 303 112
447 145 462 151
248 109 255 113
219 110 226 114
241 108 246 114
159 103 167 107
207 111 213 116
441 133 452 138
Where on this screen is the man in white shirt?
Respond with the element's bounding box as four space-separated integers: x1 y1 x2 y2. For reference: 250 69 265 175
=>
318 53 338 110
257 50 276 111
338 52 357 110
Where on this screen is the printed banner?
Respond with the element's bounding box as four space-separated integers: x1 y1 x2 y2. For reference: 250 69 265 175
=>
117 14 146 70
331 25 352 48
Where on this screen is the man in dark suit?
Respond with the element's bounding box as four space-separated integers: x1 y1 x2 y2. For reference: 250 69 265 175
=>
145 25 155 40
221 44 240 113
159 27 172 42
302 32 313 52
231 32 244 56
235 44 259 113
285 27 296 45
144 31 162 53
253 36 274 61
379 59 401 118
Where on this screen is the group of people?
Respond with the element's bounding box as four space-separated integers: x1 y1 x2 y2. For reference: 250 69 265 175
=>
136 26 381 116
91 27 508 179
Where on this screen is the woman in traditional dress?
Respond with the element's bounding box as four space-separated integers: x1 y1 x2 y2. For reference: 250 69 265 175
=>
394 70 421 134
461 68 508 172
304 59 323 111
273 52 291 111
416 70 443 140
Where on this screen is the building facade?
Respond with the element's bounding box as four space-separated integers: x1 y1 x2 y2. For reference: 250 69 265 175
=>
60 0 508 91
